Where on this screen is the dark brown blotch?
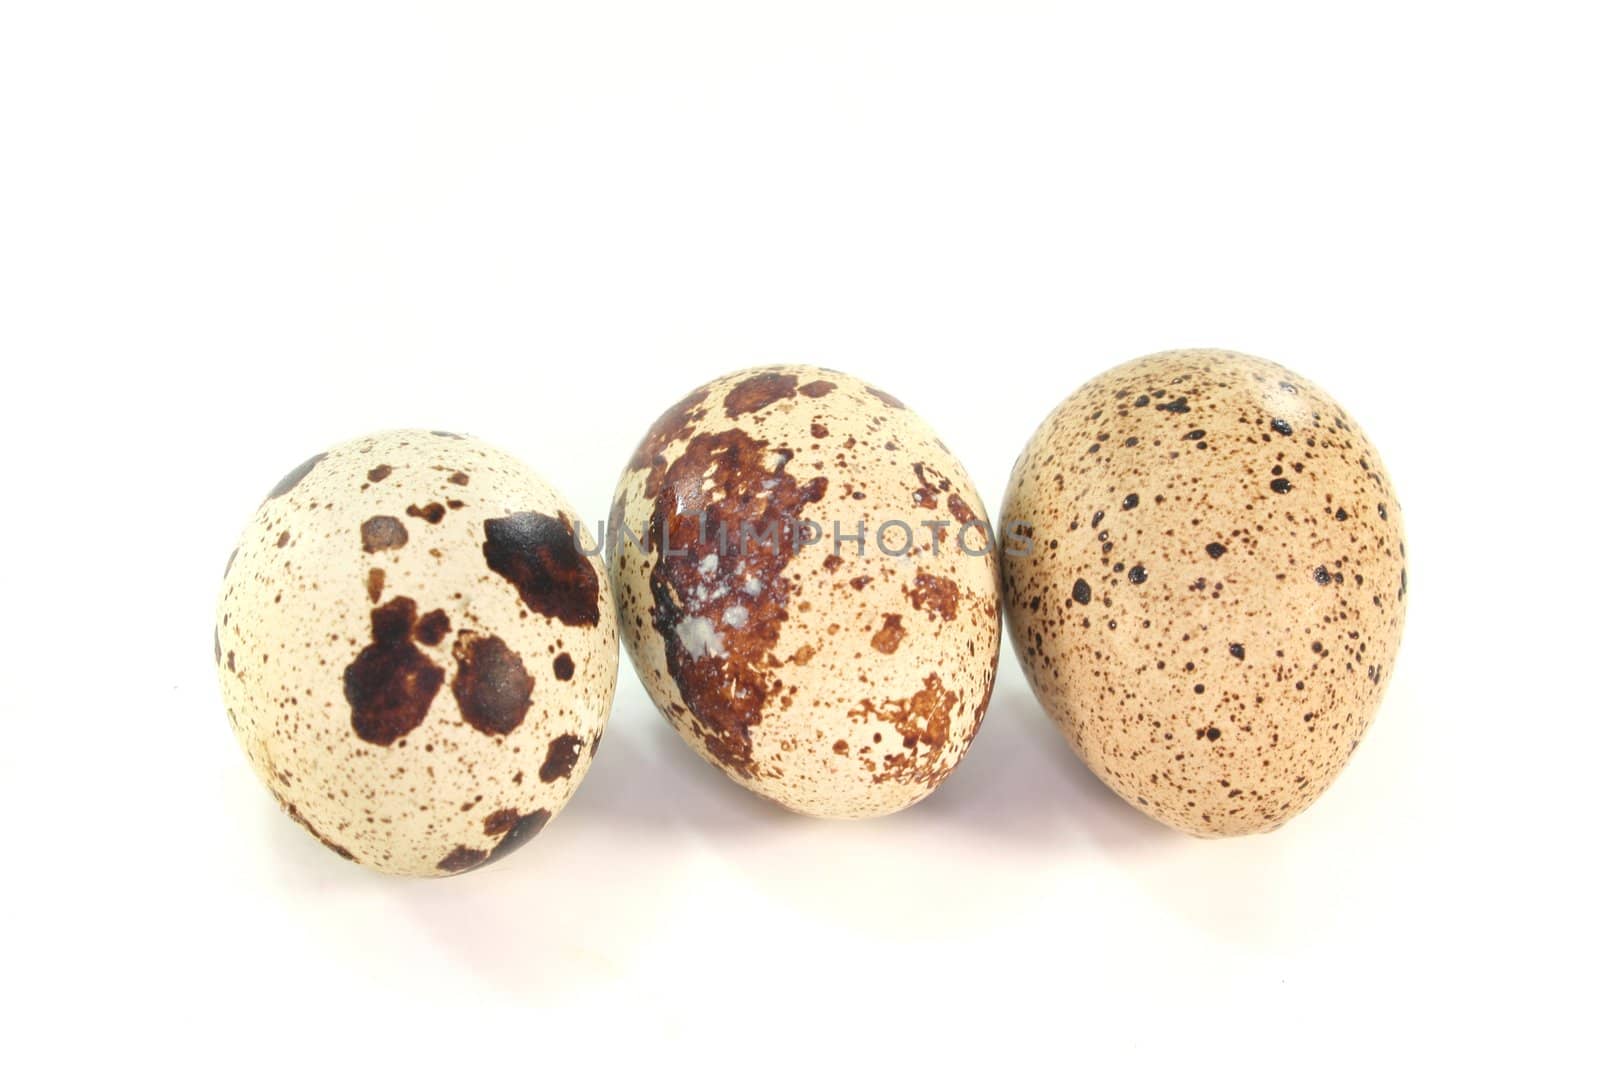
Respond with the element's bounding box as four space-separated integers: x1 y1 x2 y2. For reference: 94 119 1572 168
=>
484 809 551 866
344 597 444 746
865 385 905 409
628 387 711 472
648 427 828 777
642 455 670 499
361 515 408 553
437 845 487 873
415 609 451 646
451 631 534 735
482 511 601 627
539 733 584 782
724 371 799 417
368 464 393 482
552 652 574 681
267 452 327 499
407 502 446 524
483 808 521 836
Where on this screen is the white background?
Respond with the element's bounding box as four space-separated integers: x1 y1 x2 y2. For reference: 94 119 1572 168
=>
3 3 1595 1062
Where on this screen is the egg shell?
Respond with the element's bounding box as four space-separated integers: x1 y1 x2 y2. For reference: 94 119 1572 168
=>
1000 350 1406 836
608 366 1001 818
215 430 618 875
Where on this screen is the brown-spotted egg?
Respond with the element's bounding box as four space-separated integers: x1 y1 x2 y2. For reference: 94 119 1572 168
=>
608 367 1002 817
215 430 618 875
1001 350 1406 836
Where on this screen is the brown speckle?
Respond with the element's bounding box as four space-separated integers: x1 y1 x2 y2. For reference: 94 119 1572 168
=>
907 571 959 621
871 614 906 654
911 461 951 510
849 673 957 786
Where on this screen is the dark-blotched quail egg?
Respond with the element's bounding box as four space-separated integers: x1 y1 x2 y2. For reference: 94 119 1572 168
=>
216 430 617 874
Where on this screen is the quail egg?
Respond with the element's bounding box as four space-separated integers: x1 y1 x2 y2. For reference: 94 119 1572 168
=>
1000 350 1406 835
608 367 1001 817
215 430 618 874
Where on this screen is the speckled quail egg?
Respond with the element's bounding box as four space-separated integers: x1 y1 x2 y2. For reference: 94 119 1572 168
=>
608 366 1001 818
215 430 618 875
1001 350 1406 836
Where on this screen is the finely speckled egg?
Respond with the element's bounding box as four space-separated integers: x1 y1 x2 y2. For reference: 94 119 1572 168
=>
216 430 618 875
608 366 1001 818
1001 350 1406 836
